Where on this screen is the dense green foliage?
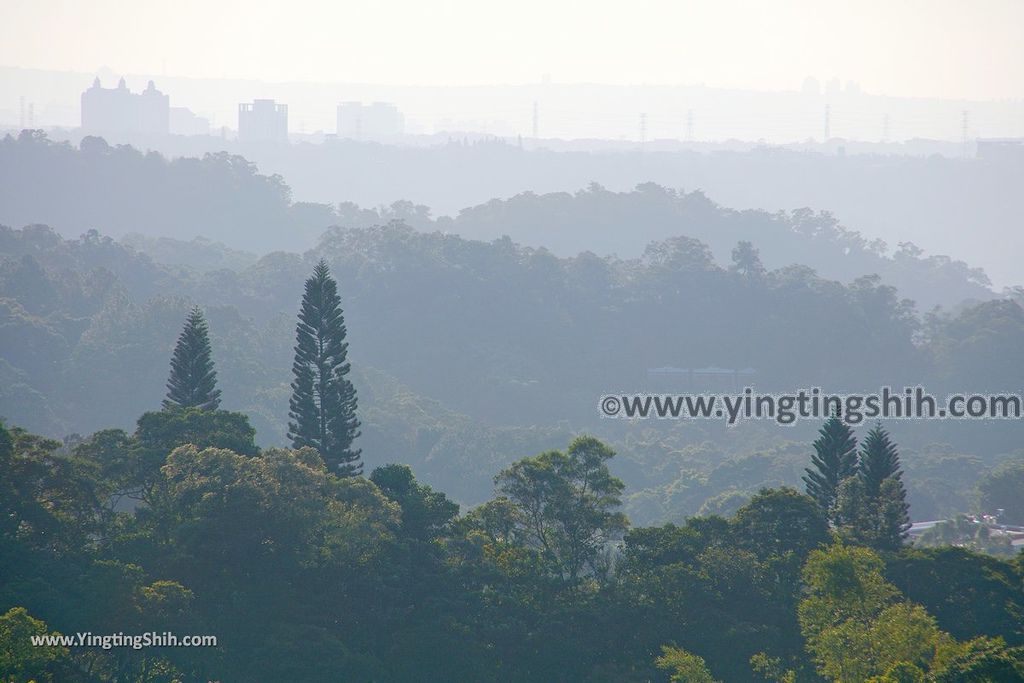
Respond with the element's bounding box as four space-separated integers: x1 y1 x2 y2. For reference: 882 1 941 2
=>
492 436 627 583
3 413 1021 681
2 127 1022 682
0 183 1021 678
797 544 1024 681
977 461 1024 525
1 219 1022 526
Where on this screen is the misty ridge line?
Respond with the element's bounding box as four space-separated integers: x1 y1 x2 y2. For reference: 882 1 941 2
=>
7 104 1021 290
1 132 1013 314
6 62 1023 290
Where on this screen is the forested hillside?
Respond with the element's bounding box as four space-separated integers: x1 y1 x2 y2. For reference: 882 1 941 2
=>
2 220 1022 526
1 249 1022 680
1 135 1023 682
341 183 996 309
0 133 1001 308
6 3 1024 680
0 132 332 251
3 387 1023 680
10 124 1022 290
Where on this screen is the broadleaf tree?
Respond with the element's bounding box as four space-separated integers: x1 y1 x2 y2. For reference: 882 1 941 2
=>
494 435 627 583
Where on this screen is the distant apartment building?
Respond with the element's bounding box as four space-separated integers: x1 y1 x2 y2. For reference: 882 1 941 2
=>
81 77 169 135
337 101 405 140
238 99 288 142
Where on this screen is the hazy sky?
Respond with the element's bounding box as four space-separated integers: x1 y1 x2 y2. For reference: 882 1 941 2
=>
2 0 1022 100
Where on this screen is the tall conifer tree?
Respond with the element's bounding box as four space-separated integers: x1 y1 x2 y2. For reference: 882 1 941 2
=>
859 424 903 497
802 414 858 519
288 260 361 475
163 306 221 411
874 477 912 550
860 424 911 549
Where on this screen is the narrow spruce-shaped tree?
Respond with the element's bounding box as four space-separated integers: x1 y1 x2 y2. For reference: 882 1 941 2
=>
859 423 903 497
163 306 221 411
288 260 362 476
802 414 858 520
874 477 912 550
859 424 911 549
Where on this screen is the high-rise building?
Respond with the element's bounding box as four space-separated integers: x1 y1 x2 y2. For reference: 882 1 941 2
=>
238 99 288 142
336 101 405 140
81 77 170 135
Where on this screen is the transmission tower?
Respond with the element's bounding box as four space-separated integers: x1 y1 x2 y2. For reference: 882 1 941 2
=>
961 110 970 158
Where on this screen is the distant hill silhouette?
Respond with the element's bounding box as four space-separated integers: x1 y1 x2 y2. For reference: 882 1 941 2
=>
0 132 1000 309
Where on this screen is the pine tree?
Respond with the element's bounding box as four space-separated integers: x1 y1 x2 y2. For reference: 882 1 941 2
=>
833 476 870 538
802 415 858 520
859 424 902 498
834 424 912 550
875 477 911 550
288 260 362 476
860 424 910 550
163 306 221 411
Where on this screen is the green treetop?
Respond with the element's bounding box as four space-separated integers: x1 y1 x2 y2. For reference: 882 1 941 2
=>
163 306 221 411
803 415 858 521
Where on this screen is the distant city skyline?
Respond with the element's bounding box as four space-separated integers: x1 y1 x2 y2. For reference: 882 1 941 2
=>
4 65 1024 145
2 0 1024 102
81 77 170 135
